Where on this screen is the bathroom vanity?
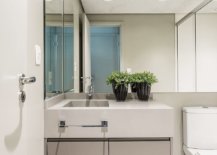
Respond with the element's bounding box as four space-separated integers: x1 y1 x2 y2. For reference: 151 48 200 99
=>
45 94 174 155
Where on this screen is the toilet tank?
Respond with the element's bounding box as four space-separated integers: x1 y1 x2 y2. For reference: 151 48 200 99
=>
183 107 217 150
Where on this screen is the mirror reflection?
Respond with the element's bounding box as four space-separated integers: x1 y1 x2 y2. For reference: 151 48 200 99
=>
44 0 217 98
177 0 217 92
45 0 74 98
45 0 64 98
90 26 120 93
63 15 74 92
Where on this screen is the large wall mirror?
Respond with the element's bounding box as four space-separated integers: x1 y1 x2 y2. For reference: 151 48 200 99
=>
177 0 217 92
44 0 217 98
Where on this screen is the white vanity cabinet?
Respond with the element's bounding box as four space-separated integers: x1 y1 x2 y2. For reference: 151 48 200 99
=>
45 101 174 155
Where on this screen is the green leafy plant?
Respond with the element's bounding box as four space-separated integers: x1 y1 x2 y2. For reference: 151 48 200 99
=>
106 71 130 88
129 71 158 85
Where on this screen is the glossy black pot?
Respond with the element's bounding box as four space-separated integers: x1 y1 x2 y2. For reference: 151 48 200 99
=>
112 83 128 101
136 82 151 101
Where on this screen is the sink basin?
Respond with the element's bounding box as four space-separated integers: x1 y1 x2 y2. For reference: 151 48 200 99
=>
45 101 174 138
63 100 109 107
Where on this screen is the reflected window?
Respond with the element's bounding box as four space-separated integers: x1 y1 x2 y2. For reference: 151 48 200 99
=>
90 26 120 93
45 25 63 96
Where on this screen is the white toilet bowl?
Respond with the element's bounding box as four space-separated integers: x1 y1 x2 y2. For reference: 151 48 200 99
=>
184 145 217 155
183 107 217 155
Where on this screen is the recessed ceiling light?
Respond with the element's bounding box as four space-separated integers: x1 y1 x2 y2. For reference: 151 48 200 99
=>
104 0 113 2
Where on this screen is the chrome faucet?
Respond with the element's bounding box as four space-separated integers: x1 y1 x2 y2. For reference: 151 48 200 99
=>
88 83 94 98
87 76 94 98
81 76 94 98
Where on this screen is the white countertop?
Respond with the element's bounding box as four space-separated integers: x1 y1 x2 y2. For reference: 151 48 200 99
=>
48 99 173 110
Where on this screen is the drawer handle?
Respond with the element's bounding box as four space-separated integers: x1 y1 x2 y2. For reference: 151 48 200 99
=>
82 121 108 128
59 121 108 128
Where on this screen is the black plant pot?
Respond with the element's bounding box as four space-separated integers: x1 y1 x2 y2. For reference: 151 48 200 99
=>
112 83 128 101
131 83 137 93
136 82 151 101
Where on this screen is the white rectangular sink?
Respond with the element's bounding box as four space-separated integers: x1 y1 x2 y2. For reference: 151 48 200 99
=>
63 100 109 108
45 100 174 139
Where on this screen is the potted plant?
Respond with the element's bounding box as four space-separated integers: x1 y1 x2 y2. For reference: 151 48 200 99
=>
129 73 139 93
106 72 129 101
130 71 158 101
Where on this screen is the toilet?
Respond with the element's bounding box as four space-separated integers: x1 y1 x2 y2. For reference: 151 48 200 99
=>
183 107 217 155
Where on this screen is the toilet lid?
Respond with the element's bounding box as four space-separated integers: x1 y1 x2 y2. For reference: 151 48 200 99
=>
184 146 217 155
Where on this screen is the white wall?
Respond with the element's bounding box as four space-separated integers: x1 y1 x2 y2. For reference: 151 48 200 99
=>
87 14 176 92
153 93 217 155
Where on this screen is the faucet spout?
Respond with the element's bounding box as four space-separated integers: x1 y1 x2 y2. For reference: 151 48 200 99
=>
87 84 94 98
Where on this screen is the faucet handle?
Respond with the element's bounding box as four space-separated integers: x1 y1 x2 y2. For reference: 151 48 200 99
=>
81 76 90 80
81 76 94 80
81 76 94 83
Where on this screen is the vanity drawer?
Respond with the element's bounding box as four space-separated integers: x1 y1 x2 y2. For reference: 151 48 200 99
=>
110 140 170 155
47 141 107 155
